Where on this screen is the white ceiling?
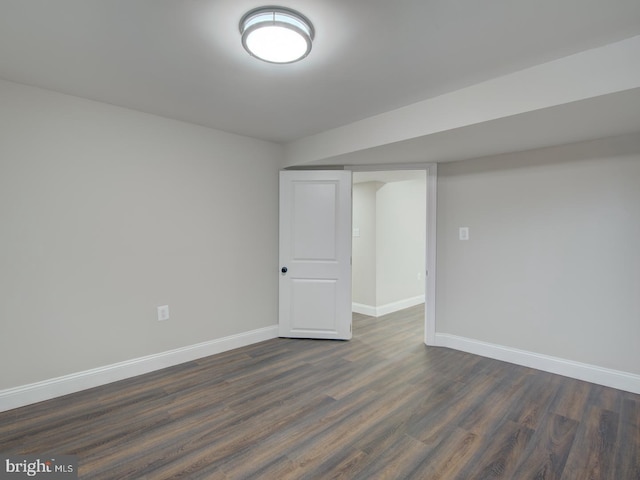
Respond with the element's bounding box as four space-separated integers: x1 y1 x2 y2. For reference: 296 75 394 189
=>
1 0 640 147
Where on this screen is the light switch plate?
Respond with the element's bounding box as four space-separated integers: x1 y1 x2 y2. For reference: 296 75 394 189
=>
459 227 470 241
157 305 170 321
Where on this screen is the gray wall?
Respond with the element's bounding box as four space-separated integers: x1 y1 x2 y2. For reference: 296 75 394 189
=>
436 133 640 375
0 79 282 389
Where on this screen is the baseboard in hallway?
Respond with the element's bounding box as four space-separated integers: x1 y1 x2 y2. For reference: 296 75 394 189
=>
352 295 425 317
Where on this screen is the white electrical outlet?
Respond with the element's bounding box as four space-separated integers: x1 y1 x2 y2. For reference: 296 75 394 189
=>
157 305 170 321
459 227 470 241
417 272 421 281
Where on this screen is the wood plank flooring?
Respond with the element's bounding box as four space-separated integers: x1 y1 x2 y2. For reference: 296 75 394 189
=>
1 305 639 479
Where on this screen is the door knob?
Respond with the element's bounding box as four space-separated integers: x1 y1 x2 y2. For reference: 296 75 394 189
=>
281 267 288 274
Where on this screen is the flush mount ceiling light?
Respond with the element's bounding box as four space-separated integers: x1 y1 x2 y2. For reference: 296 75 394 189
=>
239 6 314 64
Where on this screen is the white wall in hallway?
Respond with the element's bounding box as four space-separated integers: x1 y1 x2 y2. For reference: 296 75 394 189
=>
352 182 380 307
376 179 426 306
352 174 426 315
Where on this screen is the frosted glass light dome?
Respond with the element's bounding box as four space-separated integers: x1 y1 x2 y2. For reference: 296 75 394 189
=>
240 7 314 64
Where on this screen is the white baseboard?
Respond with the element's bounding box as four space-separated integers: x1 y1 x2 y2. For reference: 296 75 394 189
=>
353 295 425 318
352 302 377 316
435 333 640 395
0 325 279 413
377 295 425 317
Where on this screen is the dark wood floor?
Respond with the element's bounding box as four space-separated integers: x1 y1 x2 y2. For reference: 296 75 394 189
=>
1 305 639 479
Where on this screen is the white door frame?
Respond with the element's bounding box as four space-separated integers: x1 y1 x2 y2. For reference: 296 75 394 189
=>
346 163 437 346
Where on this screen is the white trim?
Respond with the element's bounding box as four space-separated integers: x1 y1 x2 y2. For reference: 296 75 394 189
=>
352 295 425 318
377 295 425 317
0 325 279 413
352 302 377 317
425 164 437 346
435 333 640 394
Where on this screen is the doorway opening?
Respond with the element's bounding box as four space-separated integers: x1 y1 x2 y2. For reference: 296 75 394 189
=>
348 165 437 345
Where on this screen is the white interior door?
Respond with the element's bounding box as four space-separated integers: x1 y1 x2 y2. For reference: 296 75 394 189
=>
279 170 352 339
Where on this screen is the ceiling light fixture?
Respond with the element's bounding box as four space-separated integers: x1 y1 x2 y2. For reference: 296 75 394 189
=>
239 6 314 64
